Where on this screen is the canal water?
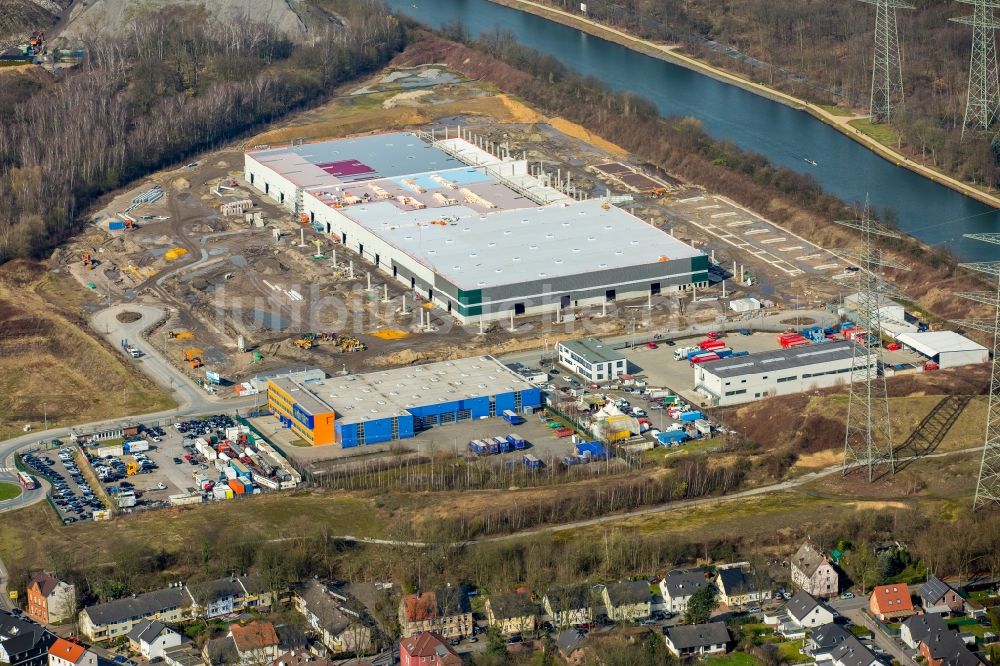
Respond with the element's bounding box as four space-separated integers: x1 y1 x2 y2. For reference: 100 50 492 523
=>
388 0 1000 260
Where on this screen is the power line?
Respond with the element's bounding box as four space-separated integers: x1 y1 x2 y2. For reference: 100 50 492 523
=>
859 0 914 123
952 0 1000 136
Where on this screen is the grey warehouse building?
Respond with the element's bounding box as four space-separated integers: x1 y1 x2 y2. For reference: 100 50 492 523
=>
694 340 875 406
245 133 708 323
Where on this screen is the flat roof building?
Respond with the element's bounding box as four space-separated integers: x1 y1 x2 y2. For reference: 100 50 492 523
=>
557 338 627 382
694 340 875 407
245 132 708 322
265 357 541 448
895 331 988 369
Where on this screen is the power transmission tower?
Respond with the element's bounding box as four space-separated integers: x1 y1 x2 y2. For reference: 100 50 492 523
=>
835 201 908 481
953 232 1000 510
952 0 1000 136
859 0 914 123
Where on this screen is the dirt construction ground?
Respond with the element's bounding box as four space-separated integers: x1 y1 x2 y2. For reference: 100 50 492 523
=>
52 62 847 393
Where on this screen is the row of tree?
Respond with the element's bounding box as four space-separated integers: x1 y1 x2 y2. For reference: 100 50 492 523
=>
0 1 404 262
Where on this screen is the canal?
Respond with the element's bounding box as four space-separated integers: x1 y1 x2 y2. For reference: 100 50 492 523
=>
388 0 1000 260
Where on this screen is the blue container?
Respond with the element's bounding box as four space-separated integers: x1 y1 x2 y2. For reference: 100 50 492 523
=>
109 221 126 230
657 430 690 445
678 411 703 422
731 351 750 357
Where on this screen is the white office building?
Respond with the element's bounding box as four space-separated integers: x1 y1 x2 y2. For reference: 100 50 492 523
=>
557 338 627 382
694 340 875 406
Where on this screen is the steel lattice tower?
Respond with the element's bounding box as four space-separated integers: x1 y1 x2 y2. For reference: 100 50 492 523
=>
836 201 908 481
952 1 1000 136
953 233 1000 510
860 0 914 123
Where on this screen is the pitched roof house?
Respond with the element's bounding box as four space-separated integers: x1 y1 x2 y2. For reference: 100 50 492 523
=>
0 609 58 666
554 630 588 666
919 577 964 615
901 613 949 650
26 573 76 625
399 632 461 666
127 620 182 660
715 568 772 608
786 591 835 627
870 584 916 622
398 587 473 639
484 592 537 636
663 622 731 657
790 542 839 598
659 571 709 615
47 638 96 666
919 630 985 666
830 636 879 666
542 585 595 629
806 623 852 662
230 622 281 665
293 581 372 654
601 581 651 622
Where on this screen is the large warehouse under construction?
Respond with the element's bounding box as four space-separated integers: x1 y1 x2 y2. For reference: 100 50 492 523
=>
245 132 708 322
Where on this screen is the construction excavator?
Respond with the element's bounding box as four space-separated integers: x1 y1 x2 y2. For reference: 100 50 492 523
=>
169 330 194 340
295 332 317 349
184 348 204 369
82 252 95 270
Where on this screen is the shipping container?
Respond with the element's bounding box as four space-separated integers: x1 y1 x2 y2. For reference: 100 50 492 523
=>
231 460 251 480
554 427 574 438
698 339 726 351
228 478 246 494
694 419 712 436
731 351 750 357
468 440 490 456
108 221 126 231
502 409 525 425
691 353 720 364
656 430 689 445
506 433 526 449
678 410 704 422
123 440 149 454
523 454 544 469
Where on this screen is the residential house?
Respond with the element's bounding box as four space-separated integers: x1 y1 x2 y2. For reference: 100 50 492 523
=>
806 623 852 662
790 542 839 598
47 638 96 666
663 622 731 657
270 652 333 666
203 637 240 666
554 630 588 666
397 587 473 639
188 576 269 619
78 586 193 641
786 591 836 628
0 609 57 666
293 581 372 654
659 571 709 616
830 636 879 666
901 613 950 650
230 622 281 665
715 568 772 608
127 620 182 660
869 584 916 622
163 643 206 666
919 577 965 615
26 573 76 625
918 631 985 666
543 585 595 629
399 632 461 666
602 581 652 623
484 592 538 636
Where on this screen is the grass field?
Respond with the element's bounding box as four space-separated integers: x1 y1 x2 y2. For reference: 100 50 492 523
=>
0 491 388 570
849 118 901 147
706 653 760 666
0 483 21 501
0 262 175 437
818 104 859 117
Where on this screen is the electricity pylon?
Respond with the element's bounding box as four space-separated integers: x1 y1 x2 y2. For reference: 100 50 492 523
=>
859 0 914 123
835 201 908 481
952 0 1000 136
954 232 1000 510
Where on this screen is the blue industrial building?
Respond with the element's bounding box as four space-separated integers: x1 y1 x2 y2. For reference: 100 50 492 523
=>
271 357 541 449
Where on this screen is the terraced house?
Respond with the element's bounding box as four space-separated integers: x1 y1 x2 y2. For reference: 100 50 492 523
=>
398 587 473 640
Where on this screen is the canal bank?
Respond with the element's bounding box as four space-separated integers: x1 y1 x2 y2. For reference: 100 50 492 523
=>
481 0 1000 211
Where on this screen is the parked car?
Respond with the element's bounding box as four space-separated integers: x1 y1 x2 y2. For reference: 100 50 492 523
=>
840 591 855 599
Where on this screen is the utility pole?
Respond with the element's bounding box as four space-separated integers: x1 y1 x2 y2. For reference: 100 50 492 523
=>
859 0 914 123
951 232 1000 510
952 0 1000 136
835 199 909 482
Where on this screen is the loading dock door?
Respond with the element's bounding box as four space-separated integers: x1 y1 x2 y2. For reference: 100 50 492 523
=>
560 295 571 308
606 289 616 301
514 303 526 315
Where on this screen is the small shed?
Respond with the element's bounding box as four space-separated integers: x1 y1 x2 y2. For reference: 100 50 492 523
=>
729 297 761 313
895 331 988 369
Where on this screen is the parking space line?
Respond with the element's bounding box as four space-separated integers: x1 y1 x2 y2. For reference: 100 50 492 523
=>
814 263 840 270
759 237 787 245
678 196 704 203
779 246 804 252
710 211 737 218
744 229 769 236
726 220 754 228
796 253 821 261
696 204 722 210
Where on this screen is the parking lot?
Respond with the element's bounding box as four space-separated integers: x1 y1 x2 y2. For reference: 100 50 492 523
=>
20 447 105 524
84 415 242 511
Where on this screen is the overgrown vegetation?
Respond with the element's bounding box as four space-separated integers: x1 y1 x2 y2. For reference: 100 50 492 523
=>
522 0 1000 189
0 1 403 262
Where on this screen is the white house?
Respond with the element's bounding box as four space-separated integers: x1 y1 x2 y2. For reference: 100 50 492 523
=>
128 620 182 660
557 339 627 383
659 571 710 615
786 591 835 628
663 622 730 657
48 639 96 666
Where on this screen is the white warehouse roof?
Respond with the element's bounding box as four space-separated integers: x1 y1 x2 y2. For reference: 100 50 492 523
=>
344 197 702 290
895 331 987 362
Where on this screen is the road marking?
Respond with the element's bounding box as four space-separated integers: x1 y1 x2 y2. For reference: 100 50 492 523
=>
696 204 722 210
744 229 769 236
778 246 804 252
759 237 787 245
0 467 9 473
797 253 821 261
677 196 704 203
710 211 737 218
814 263 840 271
726 220 753 228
